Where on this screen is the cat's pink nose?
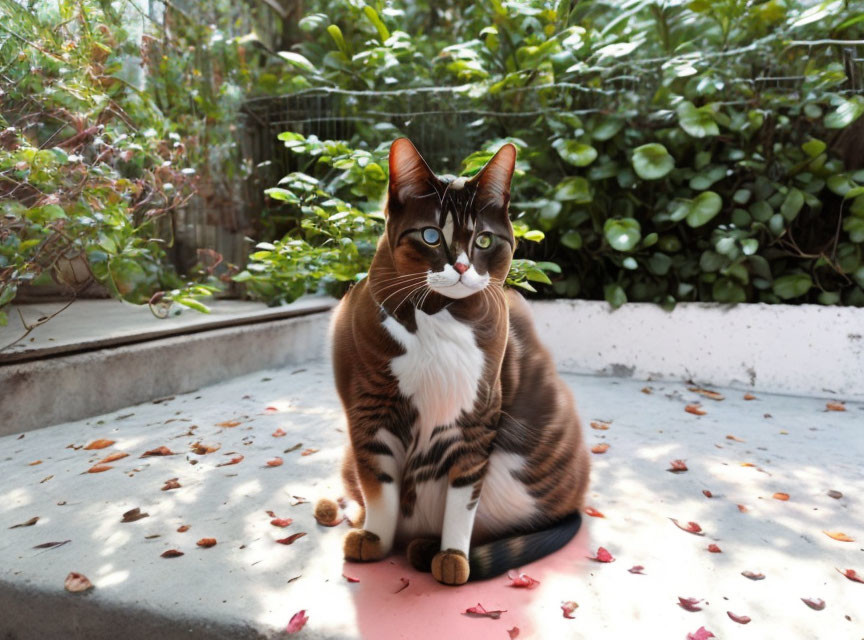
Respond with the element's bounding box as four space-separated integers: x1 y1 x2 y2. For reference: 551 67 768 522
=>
453 262 468 274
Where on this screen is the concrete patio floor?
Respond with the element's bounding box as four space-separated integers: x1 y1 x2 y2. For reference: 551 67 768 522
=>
1 361 862 639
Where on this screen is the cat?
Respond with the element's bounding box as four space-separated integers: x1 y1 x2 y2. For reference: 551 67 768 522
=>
314 138 590 585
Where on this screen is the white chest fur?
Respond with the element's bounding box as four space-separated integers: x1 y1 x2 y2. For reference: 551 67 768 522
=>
382 309 484 432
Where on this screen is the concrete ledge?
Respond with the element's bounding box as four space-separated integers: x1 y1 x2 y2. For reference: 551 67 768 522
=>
0 312 332 436
531 300 864 401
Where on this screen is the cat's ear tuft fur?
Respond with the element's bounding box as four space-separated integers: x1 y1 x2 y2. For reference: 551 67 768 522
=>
388 138 437 209
473 143 517 210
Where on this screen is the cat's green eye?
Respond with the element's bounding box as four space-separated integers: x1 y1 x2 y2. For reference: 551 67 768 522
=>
475 233 493 249
421 227 441 246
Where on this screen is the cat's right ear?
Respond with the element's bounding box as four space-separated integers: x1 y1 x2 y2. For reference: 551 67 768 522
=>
388 138 437 213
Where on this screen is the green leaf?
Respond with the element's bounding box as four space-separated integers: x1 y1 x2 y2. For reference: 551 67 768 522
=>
802 138 826 157
631 143 675 180
604 283 627 309
552 139 597 167
560 230 583 250
677 101 720 137
591 117 624 141
824 96 864 129
174 297 211 313
772 274 813 300
780 188 804 221
844 217 864 243
327 24 352 58
278 51 317 74
553 177 593 203
713 278 746 303
363 6 390 42
686 191 723 227
522 230 545 242
264 187 300 203
604 218 641 251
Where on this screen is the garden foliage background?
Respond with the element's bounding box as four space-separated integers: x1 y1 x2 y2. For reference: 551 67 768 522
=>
2 0 864 327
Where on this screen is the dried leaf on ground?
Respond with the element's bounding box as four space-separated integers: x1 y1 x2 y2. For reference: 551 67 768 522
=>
98 452 128 464
29 460 42 466
743 393 757 400
686 627 715 640
801 597 825 610
737 504 749 512
394 577 410 593
301 448 319 456
177 525 189 533
162 479 181 491
702 490 713 498
670 519 704 535
584 506 605 518
591 443 610 454
161 549 184 558
678 597 702 612
87 465 113 473
741 570 765 580
343 574 360 583
836 568 864 583
271 518 293 528
64 572 93 593
216 455 244 467
688 387 725 401
588 547 614 562
84 439 115 450
266 457 283 467
9 516 38 529
276 533 307 545
272 428 286 438
286 610 308 633
33 540 70 549
464 603 506 619
191 443 220 455
641 386 653 394
727 611 751 624
685 404 706 415
121 508 149 523
726 435 745 442
668 459 688 473
196 538 217 548
216 420 241 427
826 401 846 412
590 421 610 430
291 496 309 506
707 544 722 553
773 492 790 501
827 490 843 499
628 565 645 574
141 446 174 457
284 443 303 453
823 531 854 542
507 571 540 589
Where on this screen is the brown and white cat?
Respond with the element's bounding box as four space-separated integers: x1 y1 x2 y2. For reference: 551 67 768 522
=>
314 138 590 585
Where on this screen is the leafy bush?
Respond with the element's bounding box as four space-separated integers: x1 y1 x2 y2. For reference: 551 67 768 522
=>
243 0 864 308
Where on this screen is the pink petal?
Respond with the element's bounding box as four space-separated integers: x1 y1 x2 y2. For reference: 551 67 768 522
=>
686 627 715 640
588 546 615 562
561 601 579 618
801 597 825 610
286 610 308 633
343 574 360 583
727 611 751 624
506 571 540 589
627 565 645 574
507 627 520 639
678 597 702 612
464 603 506 619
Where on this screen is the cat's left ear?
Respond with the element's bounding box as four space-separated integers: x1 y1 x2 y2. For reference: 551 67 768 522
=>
472 143 517 211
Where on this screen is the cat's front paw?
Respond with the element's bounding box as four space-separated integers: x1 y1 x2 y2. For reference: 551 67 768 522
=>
343 529 386 562
431 549 470 585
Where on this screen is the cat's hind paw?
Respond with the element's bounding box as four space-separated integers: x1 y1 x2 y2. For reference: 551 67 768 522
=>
343 529 385 562
406 537 440 572
431 549 470 585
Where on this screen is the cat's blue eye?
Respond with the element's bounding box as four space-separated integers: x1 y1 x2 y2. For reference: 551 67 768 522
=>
421 227 441 246
475 232 493 249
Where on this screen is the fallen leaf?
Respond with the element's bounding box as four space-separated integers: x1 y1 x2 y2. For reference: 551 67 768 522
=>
702 490 713 498
726 434 745 442
84 439 115 450
291 496 309 506
272 428 287 438
286 610 308 634
161 549 184 558
628 565 645 574
584 506 605 518
271 518 293 528
823 531 854 542
343 574 360 583
826 401 846 412
837 568 864 583
121 508 149 523
591 443 609 454
141 446 174 457
177 525 189 533
590 421 610 430
216 455 244 467
301 448 319 456
686 627 715 640
162 478 181 491
507 627 520 639
266 457 283 467
668 459 688 473
394 577 410 593
284 443 303 453
827 490 843 499
190 443 220 455
9 516 39 529
588 546 614 562
743 393 756 400
98 452 129 464
740 462 756 467
64 572 93 593
737 504 749 512
704 543 721 553
276 533 307 545
670 519 704 535
678 597 702 612
741 570 765 580
216 420 241 427
688 387 725 401
801 597 825 610
196 538 217 548
265 510 277 518
464 603 506 619
33 540 70 549
641 386 653 394
773 492 790 501
28 460 42 466
507 571 540 589
561 601 578 618
727 611 751 624
87 464 113 473
144 534 160 540
685 404 706 416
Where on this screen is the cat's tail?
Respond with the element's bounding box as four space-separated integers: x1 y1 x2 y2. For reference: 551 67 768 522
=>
468 511 583 581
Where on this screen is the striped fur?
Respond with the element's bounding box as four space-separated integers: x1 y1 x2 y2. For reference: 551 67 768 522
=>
328 139 589 584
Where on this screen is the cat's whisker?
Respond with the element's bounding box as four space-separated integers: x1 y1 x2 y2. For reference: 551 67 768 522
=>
378 279 429 309
392 284 428 315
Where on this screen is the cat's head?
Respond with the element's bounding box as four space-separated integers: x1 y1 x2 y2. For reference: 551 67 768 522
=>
384 138 516 300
